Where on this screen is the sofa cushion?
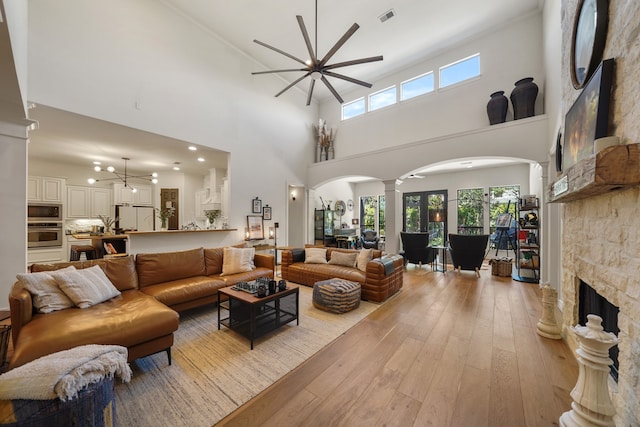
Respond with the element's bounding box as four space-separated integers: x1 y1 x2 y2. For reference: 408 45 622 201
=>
289 262 366 284
356 249 374 272
9 290 179 369
204 243 248 276
30 256 139 292
220 247 255 276
136 247 206 288
51 265 121 309
16 267 76 313
140 276 225 307
305 248 328 264
328 251 357 268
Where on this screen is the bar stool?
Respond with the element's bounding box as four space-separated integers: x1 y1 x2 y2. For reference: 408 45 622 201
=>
70 245 98 261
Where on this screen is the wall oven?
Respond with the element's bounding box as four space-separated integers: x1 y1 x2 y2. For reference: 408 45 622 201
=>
27 222 63 248
28 203 63 221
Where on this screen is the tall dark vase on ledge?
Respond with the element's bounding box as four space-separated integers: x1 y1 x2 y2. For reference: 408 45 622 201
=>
487 91 508 125
510 77 538 119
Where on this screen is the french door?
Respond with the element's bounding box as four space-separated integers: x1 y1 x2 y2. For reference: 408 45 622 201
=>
402 190 448 246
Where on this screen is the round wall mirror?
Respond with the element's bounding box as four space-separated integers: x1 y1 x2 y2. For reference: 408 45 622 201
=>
570 0 609 89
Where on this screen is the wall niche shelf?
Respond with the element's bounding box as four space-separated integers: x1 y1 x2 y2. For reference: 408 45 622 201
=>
549 143 640 203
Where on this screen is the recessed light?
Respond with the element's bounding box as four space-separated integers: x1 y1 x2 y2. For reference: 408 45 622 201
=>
173 166 180 171
197 157 205 162
188 146 197 151
93 161 101 165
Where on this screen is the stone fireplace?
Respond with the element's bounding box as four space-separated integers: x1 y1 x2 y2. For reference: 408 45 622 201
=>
559 1 640 424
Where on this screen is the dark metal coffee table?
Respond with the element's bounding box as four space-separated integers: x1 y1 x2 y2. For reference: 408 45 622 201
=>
217 282 299 349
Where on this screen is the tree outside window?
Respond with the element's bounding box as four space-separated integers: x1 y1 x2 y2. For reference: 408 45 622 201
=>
359 195 385 236
457 188 484 235
489 185 520 235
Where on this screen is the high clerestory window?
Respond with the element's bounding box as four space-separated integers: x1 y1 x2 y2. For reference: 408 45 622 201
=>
401 72 434 100
341 53 480 120
368 86 397 111
439 54 480 88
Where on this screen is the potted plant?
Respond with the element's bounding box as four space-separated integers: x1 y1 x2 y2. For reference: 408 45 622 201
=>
97 215 118 234
204 209 221 229
156 207 176 230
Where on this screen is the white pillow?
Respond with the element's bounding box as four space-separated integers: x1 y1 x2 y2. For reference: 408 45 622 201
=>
304 247 327 264
51 265 121 309
220 246 256 276
328 251 358 268
16 266 76 313
356 249 374 272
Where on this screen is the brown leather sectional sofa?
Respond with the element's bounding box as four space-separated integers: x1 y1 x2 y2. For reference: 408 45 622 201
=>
280 247 404 303
8 247 274 369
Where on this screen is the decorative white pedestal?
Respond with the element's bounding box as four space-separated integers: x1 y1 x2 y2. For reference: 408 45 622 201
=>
560 314 618 427
537 283 562 339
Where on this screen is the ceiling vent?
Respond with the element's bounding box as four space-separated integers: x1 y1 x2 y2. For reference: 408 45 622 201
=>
378 9 396 23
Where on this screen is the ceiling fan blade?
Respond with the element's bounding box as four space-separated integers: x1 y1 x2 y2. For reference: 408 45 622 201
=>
252 68 308 75
318 23 359 67
306 79 316 106
323 70 373 88
324 55 384 70
274 72 311 98
320 76 344 104
296 16 316 65
253 39 308 66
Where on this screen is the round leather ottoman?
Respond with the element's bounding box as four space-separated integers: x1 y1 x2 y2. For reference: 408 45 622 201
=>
312 278 361 314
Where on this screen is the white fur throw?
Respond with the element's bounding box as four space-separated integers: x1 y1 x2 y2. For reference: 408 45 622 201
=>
0 345 131 401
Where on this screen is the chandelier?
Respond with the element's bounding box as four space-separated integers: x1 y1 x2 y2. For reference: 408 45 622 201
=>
87 157 158 192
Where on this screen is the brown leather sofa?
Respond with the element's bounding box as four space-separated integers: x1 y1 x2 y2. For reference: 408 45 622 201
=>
280 247 403 303
8 247 274 369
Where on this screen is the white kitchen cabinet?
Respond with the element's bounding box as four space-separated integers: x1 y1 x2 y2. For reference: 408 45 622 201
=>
67 186 113 218
28 247 66 265
113 183 153 206
28 176 65 202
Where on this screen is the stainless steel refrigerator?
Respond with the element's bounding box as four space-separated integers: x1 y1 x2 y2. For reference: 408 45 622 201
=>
116 206 155 231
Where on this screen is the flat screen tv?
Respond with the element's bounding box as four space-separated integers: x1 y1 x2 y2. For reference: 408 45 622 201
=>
563 58 614 172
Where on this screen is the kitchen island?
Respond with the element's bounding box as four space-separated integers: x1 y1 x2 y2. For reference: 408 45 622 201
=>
71 234 129 258
126 229 238 255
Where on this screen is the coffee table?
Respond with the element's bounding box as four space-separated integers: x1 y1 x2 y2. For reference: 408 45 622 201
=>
217 282 299 349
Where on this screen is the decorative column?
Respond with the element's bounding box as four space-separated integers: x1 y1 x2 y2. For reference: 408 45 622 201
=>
537 282 562 339
382 179 401 255
560 314 618 427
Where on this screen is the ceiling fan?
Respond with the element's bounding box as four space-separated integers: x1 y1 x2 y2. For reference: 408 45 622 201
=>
251 0 383 105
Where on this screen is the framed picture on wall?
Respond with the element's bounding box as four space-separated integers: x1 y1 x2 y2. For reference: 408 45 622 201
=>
563 58 614 171
246 215 264 240
263 205 272 220
252 197 262 214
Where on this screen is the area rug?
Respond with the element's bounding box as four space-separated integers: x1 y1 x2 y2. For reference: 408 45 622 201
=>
114 286 380 427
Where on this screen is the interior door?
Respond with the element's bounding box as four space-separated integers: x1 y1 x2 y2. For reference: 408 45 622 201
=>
160 188 179 230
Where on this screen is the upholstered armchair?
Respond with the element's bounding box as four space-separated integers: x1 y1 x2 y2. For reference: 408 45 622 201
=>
448 234 489 277
399 232 435 268
360 230 380 249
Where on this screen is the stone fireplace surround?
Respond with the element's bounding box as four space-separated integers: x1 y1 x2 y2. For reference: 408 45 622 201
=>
559 1 640 424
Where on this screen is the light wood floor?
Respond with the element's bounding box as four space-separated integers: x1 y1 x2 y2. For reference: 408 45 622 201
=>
217 265 578 427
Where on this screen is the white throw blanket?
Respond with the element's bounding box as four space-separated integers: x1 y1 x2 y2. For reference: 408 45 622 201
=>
0 344 132 401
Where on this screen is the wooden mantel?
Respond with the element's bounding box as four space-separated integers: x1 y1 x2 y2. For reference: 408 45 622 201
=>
549 143 640 203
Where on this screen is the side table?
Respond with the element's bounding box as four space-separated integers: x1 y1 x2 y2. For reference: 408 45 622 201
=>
431 245 448 273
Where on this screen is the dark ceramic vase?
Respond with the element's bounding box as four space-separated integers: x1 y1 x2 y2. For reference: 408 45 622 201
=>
510 77 538 120
487 91 508 125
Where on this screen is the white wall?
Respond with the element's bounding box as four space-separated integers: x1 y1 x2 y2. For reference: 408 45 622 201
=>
26 0 317 245
318 12 544 157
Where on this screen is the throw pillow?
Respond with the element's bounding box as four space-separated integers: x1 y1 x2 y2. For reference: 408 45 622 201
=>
356 248 374 272
220 246 256 276
304 247 327 264
16 266 76 314
328 251 358 268
51 265 121 309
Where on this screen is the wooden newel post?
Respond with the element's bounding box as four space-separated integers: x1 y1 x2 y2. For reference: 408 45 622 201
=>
560 314 618 427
